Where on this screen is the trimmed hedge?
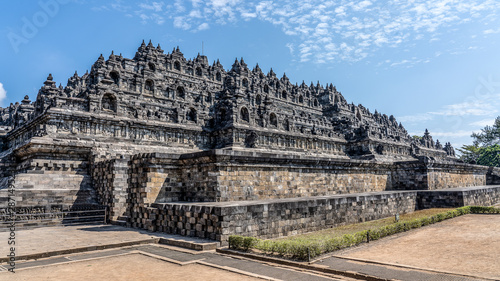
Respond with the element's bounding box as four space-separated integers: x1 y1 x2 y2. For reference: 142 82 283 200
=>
228 206 500 261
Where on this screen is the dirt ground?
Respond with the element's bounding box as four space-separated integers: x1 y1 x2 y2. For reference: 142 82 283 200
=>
1 253 263 281
337 214 500 279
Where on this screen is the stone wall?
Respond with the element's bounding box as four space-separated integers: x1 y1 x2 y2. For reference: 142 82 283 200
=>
139 150 396 202
416 185 500 209
130 150 493 203
487 167 500 185
391 161 428 190
127 185 500 244
0 156 95 209
392 160 488 191
462 185 500 206
130 191 417 244
14 158 91 190
0 204 105 229
128 153 184 228
92 158 129 222
427 163 488 190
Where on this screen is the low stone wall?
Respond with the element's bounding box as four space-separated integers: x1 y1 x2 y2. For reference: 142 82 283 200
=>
462 185 500 206
393 160 488 191
129 191 417 245
427 163 488 190
128 184 500 244
416 185 500 209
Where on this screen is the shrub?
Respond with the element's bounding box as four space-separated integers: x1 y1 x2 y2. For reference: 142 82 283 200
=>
258 240 274 254
469 206 500 214
242 237 259 251
228 235 244 250
273 241 289 256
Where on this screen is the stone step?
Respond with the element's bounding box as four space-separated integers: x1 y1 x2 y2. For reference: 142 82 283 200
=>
110 220 127 226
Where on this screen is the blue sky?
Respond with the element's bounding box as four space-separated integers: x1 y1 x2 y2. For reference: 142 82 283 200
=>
1 0 500 150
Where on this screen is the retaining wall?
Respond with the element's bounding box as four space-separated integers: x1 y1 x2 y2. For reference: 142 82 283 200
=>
128 185 500 245
417 185 500 209
130 191 417 245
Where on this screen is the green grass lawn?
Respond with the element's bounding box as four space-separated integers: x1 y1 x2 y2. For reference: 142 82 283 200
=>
277 208 454 242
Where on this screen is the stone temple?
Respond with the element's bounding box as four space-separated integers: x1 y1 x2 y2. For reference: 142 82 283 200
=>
1 41 499 243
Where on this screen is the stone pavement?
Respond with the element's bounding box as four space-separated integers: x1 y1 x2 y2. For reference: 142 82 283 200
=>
2 245 347 280
0 244 347 281
0 223 495 281
220 248 492 281
0 224 349 280
0 224 218 260
316 256 487 281
332 214 500 280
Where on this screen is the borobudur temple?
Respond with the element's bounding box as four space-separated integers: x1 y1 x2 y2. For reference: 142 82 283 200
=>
1 41 499 243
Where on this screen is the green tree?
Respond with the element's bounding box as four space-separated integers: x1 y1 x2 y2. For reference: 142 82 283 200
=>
471 117 500 147
457 144 481 163
459 117 500 167
477 145 500 167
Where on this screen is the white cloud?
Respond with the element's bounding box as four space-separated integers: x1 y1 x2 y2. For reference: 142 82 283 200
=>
398 113 434 123
110 2 129 13
484 28 500 34
389 57 430 68
139 2 163 12
334 6 347 17
241 12 257 19
138 12 165 25
399 74 500 149
430 101 496 116
174 0 186 13
399 99 499 125
470 118 496 127
430 130 475 138
100 0 500 64
352 0 372 11
173 16 191 30
0 83 6 106
197 22 210 31
189 10 202 18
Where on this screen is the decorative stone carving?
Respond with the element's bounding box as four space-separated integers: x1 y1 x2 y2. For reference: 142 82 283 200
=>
0 41 457 163
245 131 259 148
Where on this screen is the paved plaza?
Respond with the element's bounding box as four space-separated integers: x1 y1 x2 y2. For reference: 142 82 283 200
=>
1 214 499 280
